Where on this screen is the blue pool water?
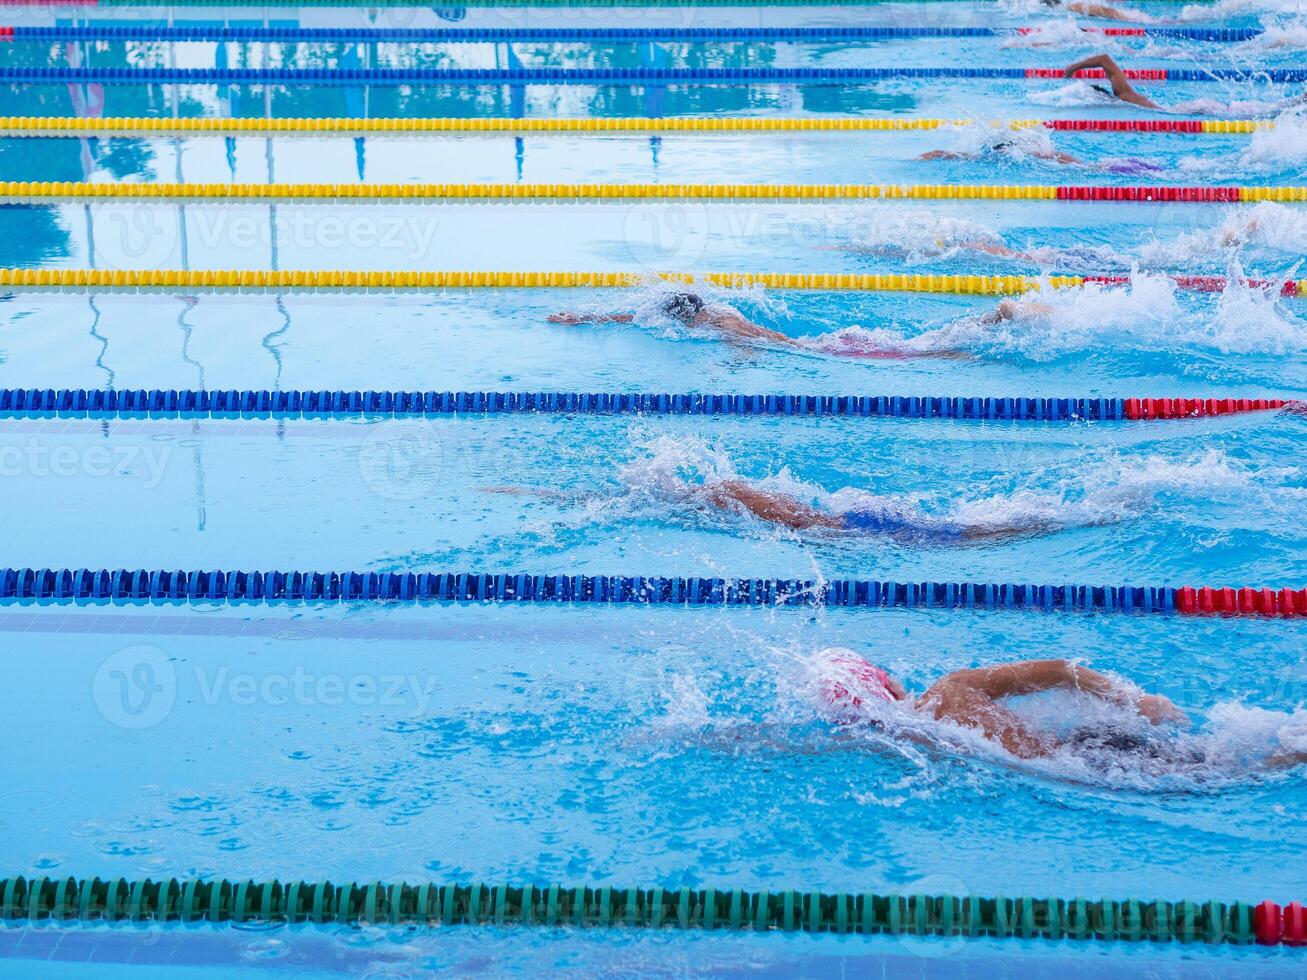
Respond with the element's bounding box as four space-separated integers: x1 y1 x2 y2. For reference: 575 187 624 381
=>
0 1 1306 975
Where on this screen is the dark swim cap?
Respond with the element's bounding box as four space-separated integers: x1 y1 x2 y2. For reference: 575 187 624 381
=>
659 292 705 324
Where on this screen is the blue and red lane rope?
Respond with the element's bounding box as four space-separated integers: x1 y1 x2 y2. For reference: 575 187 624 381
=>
0 25 1271 44
2 66 1303 86
1 568 1302 618
0 389 1291 422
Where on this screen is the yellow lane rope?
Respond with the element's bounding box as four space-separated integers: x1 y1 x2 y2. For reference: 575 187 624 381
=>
0 116 1268 136
0 181 1065 202
7 270 1299 295
0 269 1080 294
6 181 1305 203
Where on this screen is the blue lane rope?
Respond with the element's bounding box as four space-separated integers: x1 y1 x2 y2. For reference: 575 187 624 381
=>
3 66 1301 86
0 388 1129 421
0 567 1178 613
0 25 1267 43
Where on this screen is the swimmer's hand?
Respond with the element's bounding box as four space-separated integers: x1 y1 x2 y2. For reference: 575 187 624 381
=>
1137 694 1189 727
1281 400 1307 417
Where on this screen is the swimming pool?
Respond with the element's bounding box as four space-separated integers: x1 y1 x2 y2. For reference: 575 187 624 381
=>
1 0 1305 975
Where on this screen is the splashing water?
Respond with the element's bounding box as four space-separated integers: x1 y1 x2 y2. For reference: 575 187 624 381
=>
1232 22 1307 54
616 434 1255 542
1201 268 1307 354
907 273 1184 360
1180 0 1307 22
838 206 1004 262
1029 80 1121 109
1135 202 1307 269
1000 19 1094 51
835 207 1127 273
1239 108 1307 168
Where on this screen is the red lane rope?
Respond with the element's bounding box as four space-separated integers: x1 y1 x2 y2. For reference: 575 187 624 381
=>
1177 587 1307 618
1084 275 1302 296
1055 186 1252 202
1026 67 1169 80
1123 397 1290 421
1044 120 1206 132
1258 901 1307 946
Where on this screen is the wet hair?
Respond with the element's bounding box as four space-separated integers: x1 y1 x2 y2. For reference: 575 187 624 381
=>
1040 0 1062 6
659 291 705 324
987 140 1016 154
1091 83 1113 97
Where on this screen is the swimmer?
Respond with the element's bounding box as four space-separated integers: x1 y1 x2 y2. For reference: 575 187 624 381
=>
920 141 1080 165
818 651 1307 771
683 473 1083 545
1063 53 1161 110
822 652 1187 759
920 138 1164 175
1037 0 1154 23
549 292 802 349
549 291 970 360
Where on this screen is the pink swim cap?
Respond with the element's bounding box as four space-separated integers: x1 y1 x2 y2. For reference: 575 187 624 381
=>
819 649 897 712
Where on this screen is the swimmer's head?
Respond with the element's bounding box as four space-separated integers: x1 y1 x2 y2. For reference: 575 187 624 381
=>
659 291 705 325
816 648 907 722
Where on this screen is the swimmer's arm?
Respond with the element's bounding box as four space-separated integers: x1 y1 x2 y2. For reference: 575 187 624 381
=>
1062 54 1160 110
947 660 1188 725
920 150 969 161
694 479 844 531
1065 1 1135 21
702 311 803 349
919 686 1053 759
959 240 1028 260
975 297 1054 326
547 311 634 324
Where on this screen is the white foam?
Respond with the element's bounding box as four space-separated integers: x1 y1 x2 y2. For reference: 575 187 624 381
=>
1028 79 1120 108
1239 108 1307 168
621 433 1255 542
946 450 1250 533
1233 22 1307 54
1203 702 1307 767
1132 204 1307 266
905 273 1185 360
839 206 1004 262
1180 0 1307 22
1000 19 1091 51
1201 268 1307 354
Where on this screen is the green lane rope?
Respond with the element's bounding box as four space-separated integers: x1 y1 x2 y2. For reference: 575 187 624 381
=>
1 875 1298 946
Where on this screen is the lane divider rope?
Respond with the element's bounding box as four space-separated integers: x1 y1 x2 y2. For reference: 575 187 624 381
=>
0 388 1287 422
1 568 1302 617
0 116 1269 136
2 269 1302 298
0 25 1269 43
4 66 1301 85
3 875 1304 945
6 180 1305 204
0 1 1236 7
